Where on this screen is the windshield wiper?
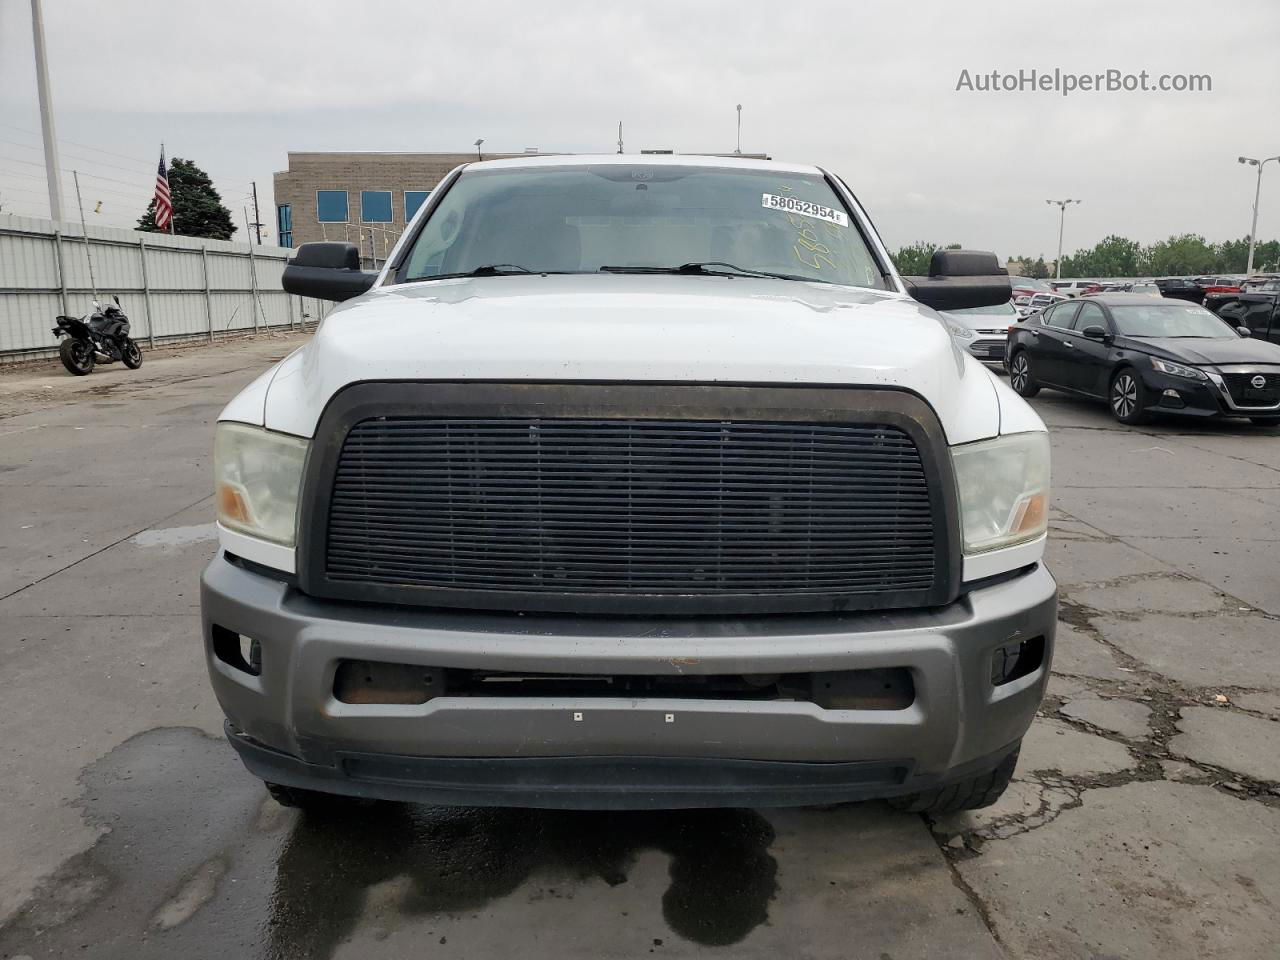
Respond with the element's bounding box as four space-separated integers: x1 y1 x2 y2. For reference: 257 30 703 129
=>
598 262 830 284
406 264 567 283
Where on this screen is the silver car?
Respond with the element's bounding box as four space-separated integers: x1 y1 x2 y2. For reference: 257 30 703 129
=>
942 299 1020 365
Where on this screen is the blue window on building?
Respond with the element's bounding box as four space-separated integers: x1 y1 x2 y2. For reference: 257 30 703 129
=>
316 190 349 223
404 190 431 221
276 204 293 247
361 190 393 223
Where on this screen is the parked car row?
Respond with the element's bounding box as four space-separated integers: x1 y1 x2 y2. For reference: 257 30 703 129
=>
1208 278 1280 344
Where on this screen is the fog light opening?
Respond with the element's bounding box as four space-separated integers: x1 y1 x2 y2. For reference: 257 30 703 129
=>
1159 388 1185 409
212 624 261 677
990 635 1045 686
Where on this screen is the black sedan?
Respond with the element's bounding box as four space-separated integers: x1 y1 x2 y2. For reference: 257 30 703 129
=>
1006 294 1280 425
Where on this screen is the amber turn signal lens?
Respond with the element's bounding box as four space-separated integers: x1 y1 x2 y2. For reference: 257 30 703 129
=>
216 484 252 525
1013 493 1047 536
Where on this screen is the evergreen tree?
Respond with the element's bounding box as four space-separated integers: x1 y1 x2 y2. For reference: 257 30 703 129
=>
137 157 235 240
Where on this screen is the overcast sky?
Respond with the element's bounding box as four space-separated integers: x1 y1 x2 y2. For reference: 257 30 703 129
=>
2 0 1277 258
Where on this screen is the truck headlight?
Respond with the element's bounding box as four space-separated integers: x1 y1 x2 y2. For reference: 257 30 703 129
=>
951 432 1050 554
214 422 309 547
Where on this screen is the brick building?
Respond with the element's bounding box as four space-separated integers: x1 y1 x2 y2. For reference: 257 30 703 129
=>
272 151 530 264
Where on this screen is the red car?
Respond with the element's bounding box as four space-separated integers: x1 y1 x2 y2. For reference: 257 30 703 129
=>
1194 276 1243 296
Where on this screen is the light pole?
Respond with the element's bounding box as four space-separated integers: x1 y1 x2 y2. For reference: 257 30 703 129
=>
1046 198 1080 279
1238 155 1280 276
30 0 64 224
735 104 742 154
474 138 484 161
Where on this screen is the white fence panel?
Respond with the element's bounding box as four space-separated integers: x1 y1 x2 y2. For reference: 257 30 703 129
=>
0 214 316 360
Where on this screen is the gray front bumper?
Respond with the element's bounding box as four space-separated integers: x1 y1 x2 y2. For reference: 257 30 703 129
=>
201 554 1057 808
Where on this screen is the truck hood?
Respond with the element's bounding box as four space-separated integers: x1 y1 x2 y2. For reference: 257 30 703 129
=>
257 274 1004 443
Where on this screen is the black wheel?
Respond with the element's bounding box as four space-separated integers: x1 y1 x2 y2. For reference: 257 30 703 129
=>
59 338 94 376
888 745 1020 815
121 338 143 369
1109 368 1150 424
1009 350 1040 397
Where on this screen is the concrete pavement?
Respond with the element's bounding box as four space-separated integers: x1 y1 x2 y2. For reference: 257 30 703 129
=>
1 341 1278 959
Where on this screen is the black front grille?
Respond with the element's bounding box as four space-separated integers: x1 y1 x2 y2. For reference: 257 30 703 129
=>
1221 372 1280 407
324 417 939 606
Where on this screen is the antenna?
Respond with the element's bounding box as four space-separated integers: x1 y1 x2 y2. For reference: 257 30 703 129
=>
617 121 624 154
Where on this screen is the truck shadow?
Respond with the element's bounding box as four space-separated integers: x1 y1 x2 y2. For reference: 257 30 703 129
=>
0 728 779 960
267 800 778 957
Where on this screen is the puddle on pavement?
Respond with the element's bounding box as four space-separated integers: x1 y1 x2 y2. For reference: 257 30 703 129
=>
0 728 779 959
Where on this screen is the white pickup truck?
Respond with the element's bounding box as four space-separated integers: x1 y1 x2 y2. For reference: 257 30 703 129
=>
202 154 1055 814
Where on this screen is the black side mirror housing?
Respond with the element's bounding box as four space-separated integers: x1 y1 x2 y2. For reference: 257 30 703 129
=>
1082 325 1111 342
1237 326 1251 337
903 250 1012 311
282 242 378 302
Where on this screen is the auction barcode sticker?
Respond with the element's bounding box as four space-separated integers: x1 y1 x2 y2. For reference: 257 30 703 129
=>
761 193 849 227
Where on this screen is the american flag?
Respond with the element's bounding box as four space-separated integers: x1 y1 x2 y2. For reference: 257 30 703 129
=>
153 148 173 232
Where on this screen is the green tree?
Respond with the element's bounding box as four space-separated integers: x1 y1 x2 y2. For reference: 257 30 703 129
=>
1253 240 1280 272
1139 234 1217 277
1215 237 1280 273
1059 235 1143 278
1214 237 1252 273
1009 255 1052 279
892 242 962 276
137 157 235 240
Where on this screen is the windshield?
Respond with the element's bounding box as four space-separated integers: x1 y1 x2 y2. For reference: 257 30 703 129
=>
398 165 887 289
1111 303 1234 338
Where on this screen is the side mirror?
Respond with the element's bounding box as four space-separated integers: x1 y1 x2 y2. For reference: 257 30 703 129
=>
902 250 1012 311
112 294 121 306
282 242 377 302
1082 325 1111 342
1237 326 1251 337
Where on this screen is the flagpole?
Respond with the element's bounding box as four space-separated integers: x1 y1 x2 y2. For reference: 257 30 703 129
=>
163 144 175 235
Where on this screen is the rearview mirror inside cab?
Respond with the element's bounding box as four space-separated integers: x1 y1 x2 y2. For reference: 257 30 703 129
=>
902 249 1012 312
282 242 378 302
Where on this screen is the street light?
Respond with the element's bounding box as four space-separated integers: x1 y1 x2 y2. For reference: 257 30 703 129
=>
1238 155 1280 276
1046 198 1080 279
735 104 742 154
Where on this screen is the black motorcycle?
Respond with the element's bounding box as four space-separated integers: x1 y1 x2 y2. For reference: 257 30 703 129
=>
52 295 143 376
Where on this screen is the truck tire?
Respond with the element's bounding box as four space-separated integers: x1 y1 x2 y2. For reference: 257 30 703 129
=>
888 745 1020 815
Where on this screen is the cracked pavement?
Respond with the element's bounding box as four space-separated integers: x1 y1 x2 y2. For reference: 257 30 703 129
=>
2 344 1279 958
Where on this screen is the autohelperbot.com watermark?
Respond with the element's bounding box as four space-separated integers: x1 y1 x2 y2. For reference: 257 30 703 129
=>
955 68 1211 96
